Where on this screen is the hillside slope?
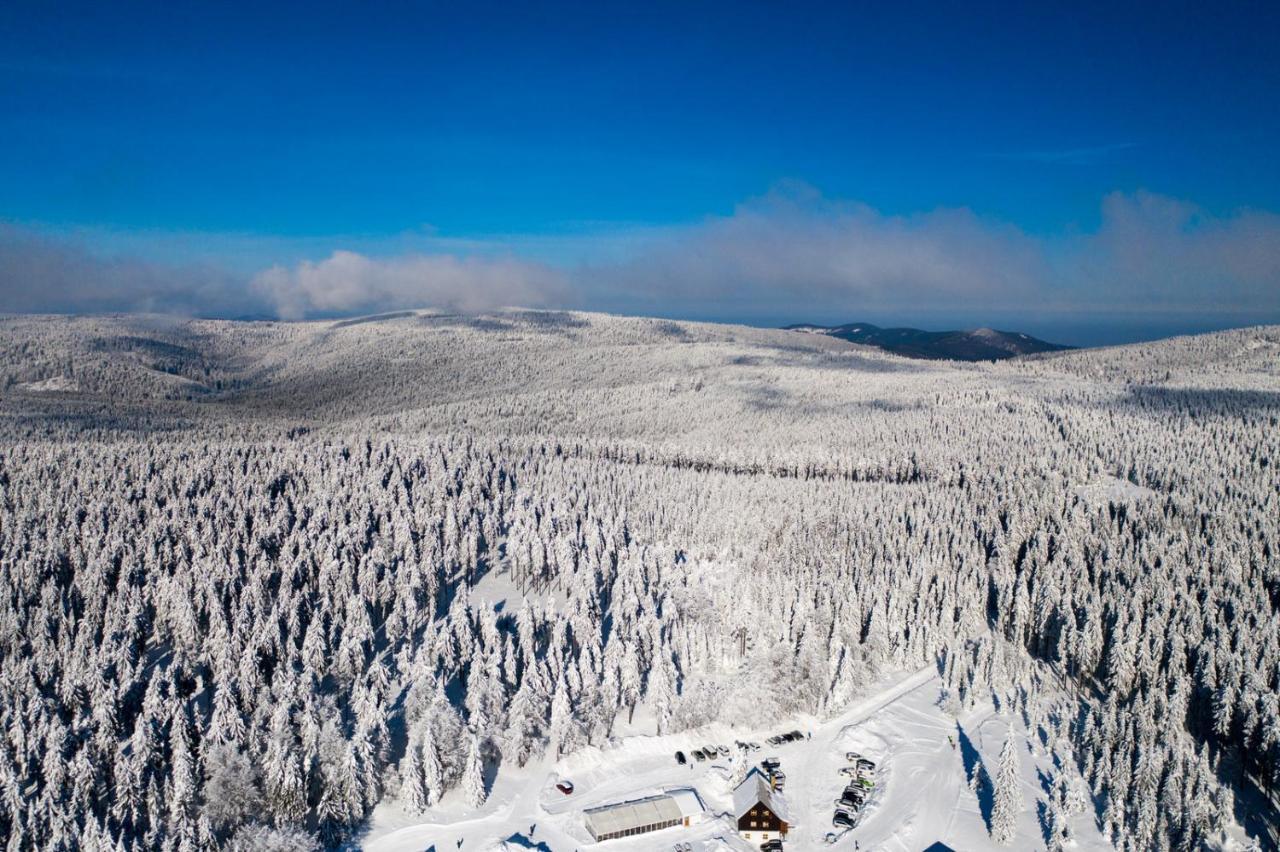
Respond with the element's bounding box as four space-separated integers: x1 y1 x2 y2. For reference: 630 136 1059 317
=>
787 321 1072 360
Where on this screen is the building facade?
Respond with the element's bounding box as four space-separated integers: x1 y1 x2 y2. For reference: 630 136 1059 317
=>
734 769 789 842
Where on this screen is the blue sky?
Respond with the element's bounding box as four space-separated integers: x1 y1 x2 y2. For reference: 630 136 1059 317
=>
2 1 1279 343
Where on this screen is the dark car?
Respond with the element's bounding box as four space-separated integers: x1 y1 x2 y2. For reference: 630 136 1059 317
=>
833 811 855 828
675 751 687 765
556 780 574 795
760 841 784 852
836 791 862 809
761 757 781 771
789 730 802 739
692 749 707 761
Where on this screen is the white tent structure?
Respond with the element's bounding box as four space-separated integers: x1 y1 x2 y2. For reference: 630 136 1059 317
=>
583 790 702 842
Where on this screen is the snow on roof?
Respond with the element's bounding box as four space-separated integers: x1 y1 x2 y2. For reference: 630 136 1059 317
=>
665 787 704 818
583 793 688 838
733 768 789 822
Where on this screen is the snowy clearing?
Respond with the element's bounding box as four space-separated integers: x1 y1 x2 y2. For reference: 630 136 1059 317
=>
362 668 1113 852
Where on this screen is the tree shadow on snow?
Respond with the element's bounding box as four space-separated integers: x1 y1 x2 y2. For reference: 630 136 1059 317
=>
1036 767 1053 797
956 722 994 833
503 833 552 851
1036 798 1053 847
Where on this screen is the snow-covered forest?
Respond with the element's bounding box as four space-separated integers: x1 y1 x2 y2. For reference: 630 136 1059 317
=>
0 310 1276 850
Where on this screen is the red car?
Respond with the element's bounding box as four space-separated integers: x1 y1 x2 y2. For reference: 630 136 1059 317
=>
555 781 574 795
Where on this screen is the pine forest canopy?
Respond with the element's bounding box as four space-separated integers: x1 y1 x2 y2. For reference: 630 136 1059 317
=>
0 309 1277 850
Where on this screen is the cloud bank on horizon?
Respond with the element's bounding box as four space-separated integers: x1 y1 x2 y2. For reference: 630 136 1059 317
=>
2 186 1278 334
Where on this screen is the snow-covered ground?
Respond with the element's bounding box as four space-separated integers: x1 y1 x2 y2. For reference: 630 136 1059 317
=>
361 669 1112 852
1073 475 1157 505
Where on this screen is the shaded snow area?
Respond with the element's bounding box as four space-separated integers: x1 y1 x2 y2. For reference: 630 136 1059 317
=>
362 670 1112 852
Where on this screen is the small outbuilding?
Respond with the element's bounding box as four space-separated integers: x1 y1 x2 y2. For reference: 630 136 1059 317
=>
583 790 702 842
734 768 789 842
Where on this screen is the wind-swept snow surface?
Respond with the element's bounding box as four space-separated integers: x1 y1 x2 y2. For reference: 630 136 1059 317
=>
0 311 1275 850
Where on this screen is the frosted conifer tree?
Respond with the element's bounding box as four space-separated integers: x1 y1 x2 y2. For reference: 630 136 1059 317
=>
990 736 1022 845
421 726 444 807
399 741 427 814
463 733 486 809
548 676 575 758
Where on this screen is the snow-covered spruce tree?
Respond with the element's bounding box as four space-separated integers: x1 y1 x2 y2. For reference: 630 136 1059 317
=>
463 733 487 809
990 736 1022 845
399 739 428 814
421 726 445 808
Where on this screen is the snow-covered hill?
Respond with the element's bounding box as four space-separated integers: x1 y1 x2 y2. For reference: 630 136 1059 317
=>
0 311 1275 851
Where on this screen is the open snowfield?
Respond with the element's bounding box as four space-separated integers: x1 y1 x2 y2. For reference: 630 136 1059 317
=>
362 667 1113 852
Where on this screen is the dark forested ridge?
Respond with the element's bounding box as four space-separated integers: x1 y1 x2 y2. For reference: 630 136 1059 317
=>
786 321 1073 360
0 310 1276 850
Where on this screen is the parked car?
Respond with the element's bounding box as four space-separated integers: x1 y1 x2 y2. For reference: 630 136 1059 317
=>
836 791 862 809
845 751 862 761
761 757 780 771
675 750 687 765
833 811 855 828
838 765 860 776
856 757 876 769
788 729 803 740
854 777 874 789
767 735 783 746
692 749 706 761
556 780 574 795
747 741 761 751
760 840 784 852
717 745 731 756
703 743 717 755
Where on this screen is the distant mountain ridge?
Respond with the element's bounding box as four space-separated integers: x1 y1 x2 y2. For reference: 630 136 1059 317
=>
785 321 1073 361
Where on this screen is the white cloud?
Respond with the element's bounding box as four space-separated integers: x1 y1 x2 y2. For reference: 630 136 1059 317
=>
0 224 258 317
578 184 1047 317
3 187 1278 331
252 250 568 320
576 184 1280 323
1055 190 1280 312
